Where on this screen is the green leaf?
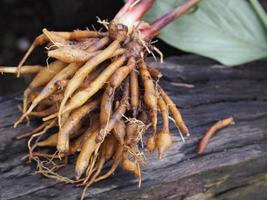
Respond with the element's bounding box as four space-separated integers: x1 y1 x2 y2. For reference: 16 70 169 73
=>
249 0 267 30
144 0 267 66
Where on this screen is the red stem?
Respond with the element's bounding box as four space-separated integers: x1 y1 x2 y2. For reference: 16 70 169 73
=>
141 0 201 40
114 0 136 20
116 0 155 28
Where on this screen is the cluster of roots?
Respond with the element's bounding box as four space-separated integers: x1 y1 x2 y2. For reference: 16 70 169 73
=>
2 21 190 198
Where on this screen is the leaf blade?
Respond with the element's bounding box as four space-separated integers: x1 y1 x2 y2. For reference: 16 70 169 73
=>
145 0 267 66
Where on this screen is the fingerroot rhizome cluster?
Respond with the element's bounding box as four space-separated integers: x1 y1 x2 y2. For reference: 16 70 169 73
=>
0 0 201 198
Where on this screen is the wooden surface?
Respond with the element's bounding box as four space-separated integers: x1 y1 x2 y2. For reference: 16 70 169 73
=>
0 55 267 200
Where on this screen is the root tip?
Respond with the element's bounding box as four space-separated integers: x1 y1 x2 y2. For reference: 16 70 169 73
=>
13 122 19 128
197 150 203 155
75 168 84 181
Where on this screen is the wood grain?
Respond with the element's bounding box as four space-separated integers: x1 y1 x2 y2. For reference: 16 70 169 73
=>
0 55 267 200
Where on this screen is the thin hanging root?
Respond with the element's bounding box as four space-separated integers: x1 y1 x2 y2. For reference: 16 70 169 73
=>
27 120 56 159
0 65 43 74
29 150 61 163
58 39 121 125
151 46 164 63
16 119 55 139
21 152 64 161
159 86 190 136
32 156 80 184
198 117 234 154
34 151 64 159
28 131 44 160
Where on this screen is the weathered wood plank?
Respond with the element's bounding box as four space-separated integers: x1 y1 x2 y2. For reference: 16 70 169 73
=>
0 55 267 200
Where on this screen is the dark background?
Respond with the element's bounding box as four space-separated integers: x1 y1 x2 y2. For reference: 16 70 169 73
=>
0 0 266 95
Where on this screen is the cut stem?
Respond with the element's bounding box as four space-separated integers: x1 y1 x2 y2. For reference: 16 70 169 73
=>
116 0 155 30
